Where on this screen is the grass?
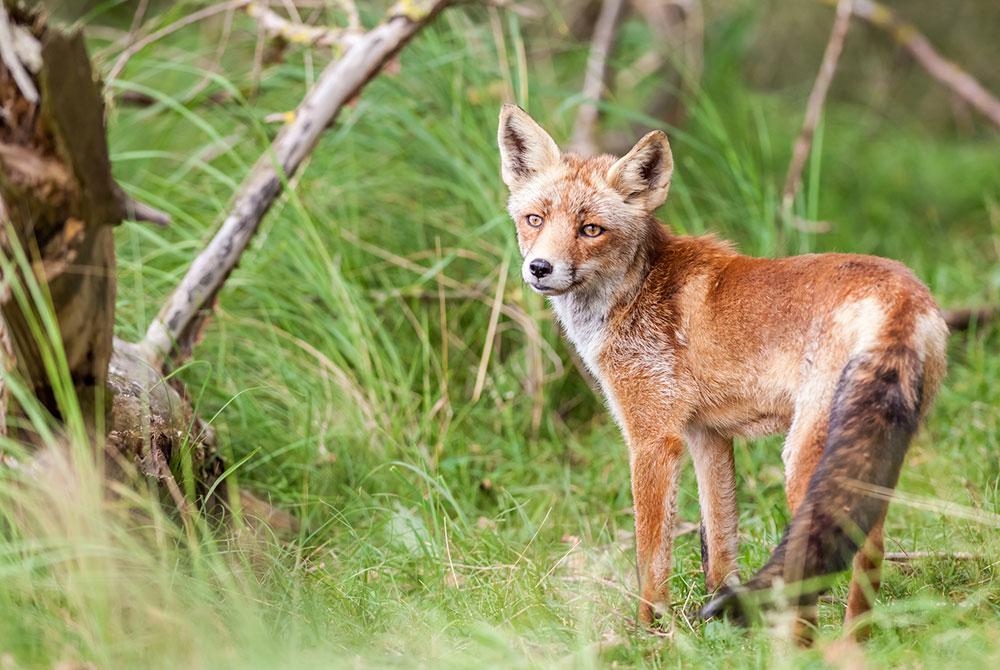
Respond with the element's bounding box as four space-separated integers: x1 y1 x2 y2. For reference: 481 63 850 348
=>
2 2 999 667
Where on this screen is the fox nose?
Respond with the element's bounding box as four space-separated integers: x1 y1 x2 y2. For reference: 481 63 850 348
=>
529 259 553 279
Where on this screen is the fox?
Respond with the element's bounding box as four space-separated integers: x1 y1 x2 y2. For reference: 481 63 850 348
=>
496 104 948 638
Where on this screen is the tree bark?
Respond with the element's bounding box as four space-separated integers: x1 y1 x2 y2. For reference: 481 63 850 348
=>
0 4 220 495
0 6 117 415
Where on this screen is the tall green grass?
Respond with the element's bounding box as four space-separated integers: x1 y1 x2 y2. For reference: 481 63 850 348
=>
0 3 997 667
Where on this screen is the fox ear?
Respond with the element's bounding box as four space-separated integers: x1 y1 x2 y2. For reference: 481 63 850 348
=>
606 130 673 210
498 104 560 189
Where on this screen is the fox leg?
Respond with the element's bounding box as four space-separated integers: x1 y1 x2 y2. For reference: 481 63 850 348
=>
783 406 830 515
780 405 832 644
688 428 739 593
630 434 685 625
844 516 885 640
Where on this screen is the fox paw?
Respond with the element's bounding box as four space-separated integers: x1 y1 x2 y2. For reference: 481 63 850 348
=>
699 585 750 627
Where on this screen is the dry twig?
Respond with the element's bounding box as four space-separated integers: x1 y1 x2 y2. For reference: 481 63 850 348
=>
942 306 998 332
248 1 362 49
114 186 171 227
125 0 151 45
472 257 509 402
828 0 1000 131
141 0 458 369
569 0 626 156
782 0 853 214
884 551 979 562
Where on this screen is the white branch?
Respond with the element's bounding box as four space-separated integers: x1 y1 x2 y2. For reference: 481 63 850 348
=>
141 0 457 369
0 5 39 103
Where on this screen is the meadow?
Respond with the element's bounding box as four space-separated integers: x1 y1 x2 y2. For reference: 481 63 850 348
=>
0 1 998 667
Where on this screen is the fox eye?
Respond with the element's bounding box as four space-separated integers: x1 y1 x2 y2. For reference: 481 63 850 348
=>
526 214 544 228
580 223 605 238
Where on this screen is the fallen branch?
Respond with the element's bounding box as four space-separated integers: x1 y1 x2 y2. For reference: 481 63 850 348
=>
114 185 171 226
828 0 1000 131
569 0 626 156
141 0 458 369
1 2 343 531
884 551 979 562
106 339 220 490
674 520 699 538
782 0 853 214
942 305 998 332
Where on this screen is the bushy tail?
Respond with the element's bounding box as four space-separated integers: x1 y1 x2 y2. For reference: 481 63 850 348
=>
701 345 925 622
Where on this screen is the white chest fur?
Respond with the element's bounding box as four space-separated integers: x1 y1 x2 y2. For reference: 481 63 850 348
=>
549 290 628 429
549 292 608 374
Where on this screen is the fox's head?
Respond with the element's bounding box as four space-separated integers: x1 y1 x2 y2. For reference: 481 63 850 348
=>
497 104 673 297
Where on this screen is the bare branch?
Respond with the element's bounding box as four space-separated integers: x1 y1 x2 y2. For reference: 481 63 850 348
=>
126 0 151 45
248 1 362 49
835 0 1000 131
782 0 853 213
569 0 626 156
114 186 171 227
942 305 998 332
335 0 362 31
141 0 458 369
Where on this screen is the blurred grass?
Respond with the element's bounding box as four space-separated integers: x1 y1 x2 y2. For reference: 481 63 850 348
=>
0 1 998 668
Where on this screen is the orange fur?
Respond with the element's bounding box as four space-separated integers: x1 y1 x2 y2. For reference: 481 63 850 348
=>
496 105 948 632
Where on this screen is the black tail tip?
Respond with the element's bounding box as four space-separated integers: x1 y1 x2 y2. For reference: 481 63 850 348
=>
700 585 750 627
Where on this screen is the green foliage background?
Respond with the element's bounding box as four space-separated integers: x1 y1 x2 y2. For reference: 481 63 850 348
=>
1 1 998 667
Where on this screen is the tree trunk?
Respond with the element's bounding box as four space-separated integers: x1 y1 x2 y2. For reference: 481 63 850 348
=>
0 7 117 416
0 3 221 496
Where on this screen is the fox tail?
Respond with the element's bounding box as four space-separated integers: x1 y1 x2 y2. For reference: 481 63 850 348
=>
700 344 927 623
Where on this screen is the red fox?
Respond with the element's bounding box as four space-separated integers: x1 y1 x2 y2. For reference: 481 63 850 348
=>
497 104 948 636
